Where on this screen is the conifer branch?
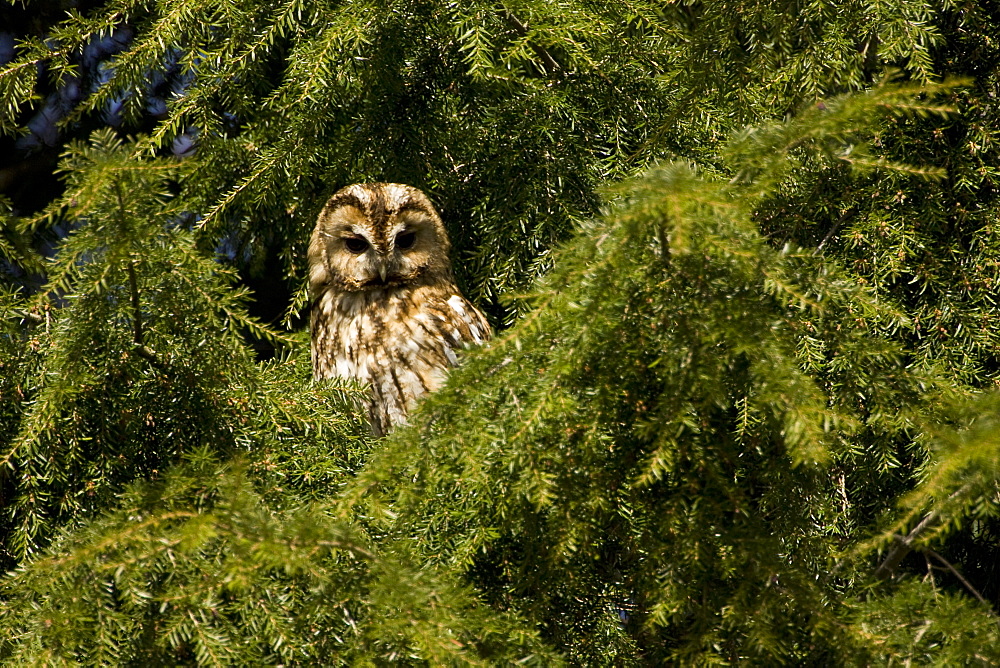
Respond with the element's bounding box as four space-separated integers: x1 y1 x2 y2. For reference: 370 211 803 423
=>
14 309 44 325
1 3 997 663
501 10 561 73
126 260 145 348
875 511 937 580
924 547 993 612
114 179 163 369
813 207 856 255
875 485 971 581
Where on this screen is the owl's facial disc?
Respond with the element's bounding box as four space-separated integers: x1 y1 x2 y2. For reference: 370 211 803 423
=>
338 221 422 289
342 229 395 288
310 186 454 295
381 216 441 283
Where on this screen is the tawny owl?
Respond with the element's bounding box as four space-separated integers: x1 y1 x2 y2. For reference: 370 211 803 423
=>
309 183 491 436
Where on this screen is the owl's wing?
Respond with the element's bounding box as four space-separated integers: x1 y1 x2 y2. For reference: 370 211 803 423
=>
442 293 491 353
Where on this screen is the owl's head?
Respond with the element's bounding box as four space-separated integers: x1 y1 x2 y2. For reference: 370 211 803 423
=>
308 183 454 295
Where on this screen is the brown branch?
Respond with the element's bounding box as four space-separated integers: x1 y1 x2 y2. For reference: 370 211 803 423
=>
501 10 560 74
925 548 992 609
133 344 163 365
875 485 971 581
126 260 166 370
813 207 856 255
115 180 163 370
126 260 144 347
875 511 937 580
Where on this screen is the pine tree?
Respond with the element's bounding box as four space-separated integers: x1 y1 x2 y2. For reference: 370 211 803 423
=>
2 0 1000 664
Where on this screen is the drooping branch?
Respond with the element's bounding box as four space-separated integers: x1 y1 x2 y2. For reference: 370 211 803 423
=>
875 511 937 580
115 179 162 369
875 486 971 581
501 11 561 74
925 548 992 611
813 207 856 255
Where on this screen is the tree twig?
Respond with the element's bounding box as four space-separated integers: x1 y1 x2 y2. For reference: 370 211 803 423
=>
813 207 856 255
875 511 937 580
875 485 970 580
15 309 44 325
126 260 144 347
116 180 164 370
501 10 560 74
925 547 992 609
126 260 165 369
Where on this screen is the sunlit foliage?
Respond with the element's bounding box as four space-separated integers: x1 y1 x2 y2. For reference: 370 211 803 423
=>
1 0 1000 664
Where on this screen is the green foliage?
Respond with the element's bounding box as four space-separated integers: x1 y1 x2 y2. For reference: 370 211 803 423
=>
0 130 316 563
852 579 1000 666
344 84 992 663
0 0 953 324
0 449 554 665
1 0 1000 664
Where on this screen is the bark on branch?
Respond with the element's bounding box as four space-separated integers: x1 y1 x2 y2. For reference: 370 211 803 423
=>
875 486 970 581
501 11 560 73
875 511 937 580
116 180 163 370
126 259 165 370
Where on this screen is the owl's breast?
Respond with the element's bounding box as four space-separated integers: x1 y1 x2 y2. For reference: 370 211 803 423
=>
311 285 490 435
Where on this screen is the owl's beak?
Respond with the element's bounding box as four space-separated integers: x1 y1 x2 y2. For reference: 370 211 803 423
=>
379 265 388 283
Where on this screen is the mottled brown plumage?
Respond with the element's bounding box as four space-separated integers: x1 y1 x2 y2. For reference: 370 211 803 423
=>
308 183 491 436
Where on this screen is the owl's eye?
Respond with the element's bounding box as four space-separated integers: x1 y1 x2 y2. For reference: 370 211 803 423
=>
396 232 417 250
395 231 416 249
344 237 368 254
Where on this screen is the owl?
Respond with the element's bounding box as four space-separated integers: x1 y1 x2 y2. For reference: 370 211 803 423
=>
308 183 491 436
